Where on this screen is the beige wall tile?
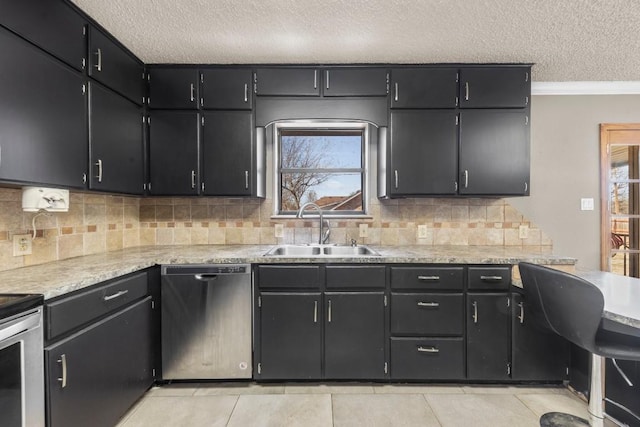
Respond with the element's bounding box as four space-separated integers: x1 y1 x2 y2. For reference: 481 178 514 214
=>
83 232 106 255
24 235 58 266
156 228 175 245
434 228 468 245
242 228 261 244
174 228 191 245
486 205 505 222
260 227 277 245
191 228 209 245
106 230 124 251
140 228 157 246
0 241 25 271
380 228 399 246
85 204 106 225
123 228 141 248
469 205 487 223
58 234 84 259
208 227 226 244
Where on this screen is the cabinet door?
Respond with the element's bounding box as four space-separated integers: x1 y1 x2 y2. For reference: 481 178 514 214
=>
511 293 569 381
258 292 322 380
148 68 200 110
201 69 253 110
390 68 458 109
459 67 530 108
148 111 200 195
323 68 388 97
324 292 386 379
256 68 320 96
45 298 153 427
605 359 640 424
389 110 458 195
89 83 144 194
459 109 529 195
0 27 86 188
202 111 253 196
0 0 86 70
467 293 511 380
88 27 144 105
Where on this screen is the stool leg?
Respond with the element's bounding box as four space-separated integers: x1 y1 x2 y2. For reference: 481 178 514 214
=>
588 354 605 427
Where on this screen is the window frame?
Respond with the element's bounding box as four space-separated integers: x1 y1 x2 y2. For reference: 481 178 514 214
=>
272 121 370 218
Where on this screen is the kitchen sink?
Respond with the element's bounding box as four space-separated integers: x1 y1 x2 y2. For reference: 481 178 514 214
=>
263 244 381 257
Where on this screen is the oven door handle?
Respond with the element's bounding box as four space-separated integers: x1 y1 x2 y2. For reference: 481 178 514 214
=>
0 311 41 342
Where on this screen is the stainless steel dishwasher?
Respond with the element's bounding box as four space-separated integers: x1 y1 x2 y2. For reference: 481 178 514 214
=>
161 264 252 380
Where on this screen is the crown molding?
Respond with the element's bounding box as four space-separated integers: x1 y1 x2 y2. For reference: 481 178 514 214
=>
532 81 640 95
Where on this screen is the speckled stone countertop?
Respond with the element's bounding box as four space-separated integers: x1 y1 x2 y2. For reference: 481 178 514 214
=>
0 244 575 300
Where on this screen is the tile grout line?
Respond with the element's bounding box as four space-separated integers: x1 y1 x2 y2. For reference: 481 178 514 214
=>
513 393 544 420
422 394 445 427
225 394 241 427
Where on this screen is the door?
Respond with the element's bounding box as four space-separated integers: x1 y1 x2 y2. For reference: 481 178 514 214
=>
459 109 530 195
148 111 200 195
390 68 458 109
255 68 321 96
466 293 510 380
322 68 388 97
201 69 253 110
0 27 86 188
89 83 144 194
258 293 322 380
324 292 386 379
88 27 144 105
45 298 153 427
202 111 253 196
511 293 569 381
148 68 200 109
459 67 530 108
389 110 458 195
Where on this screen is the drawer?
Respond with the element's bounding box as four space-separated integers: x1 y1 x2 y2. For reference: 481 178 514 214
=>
468 266 511 290
390 337 465 380
390 267 463 290
257 265 321 289
326 265 385 289
46 271 148 341
390 293 464 336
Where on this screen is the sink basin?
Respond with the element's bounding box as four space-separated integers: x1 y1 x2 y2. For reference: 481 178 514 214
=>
263 244 380 257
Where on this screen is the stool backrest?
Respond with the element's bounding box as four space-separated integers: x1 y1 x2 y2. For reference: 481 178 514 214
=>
518 262 604 353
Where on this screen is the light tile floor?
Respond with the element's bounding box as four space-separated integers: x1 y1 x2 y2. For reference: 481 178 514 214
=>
117 382 617 427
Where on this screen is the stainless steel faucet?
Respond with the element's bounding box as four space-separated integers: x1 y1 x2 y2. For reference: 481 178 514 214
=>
296 202 330 244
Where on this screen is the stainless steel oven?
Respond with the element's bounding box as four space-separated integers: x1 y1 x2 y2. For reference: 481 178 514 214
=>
0 297 45 427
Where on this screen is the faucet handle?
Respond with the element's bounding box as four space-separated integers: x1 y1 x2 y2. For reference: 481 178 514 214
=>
350 238 357 247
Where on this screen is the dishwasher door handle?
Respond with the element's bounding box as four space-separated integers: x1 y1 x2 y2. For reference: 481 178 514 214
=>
194 274 219 281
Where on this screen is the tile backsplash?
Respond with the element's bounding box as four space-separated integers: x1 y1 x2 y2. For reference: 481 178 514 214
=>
0 187 551 272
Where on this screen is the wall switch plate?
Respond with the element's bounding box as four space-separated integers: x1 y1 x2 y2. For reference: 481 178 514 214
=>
274 224 284 238
581 198 594 211
359 223 368 238
519 225 529 239
13 234 32 256
417 224 428 239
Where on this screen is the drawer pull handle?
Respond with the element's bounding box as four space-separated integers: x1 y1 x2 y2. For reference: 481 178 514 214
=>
103 289 129 301
417 346 439 353
328 299 332 323
472 301 478 324
517 302 524 324
57 354 67 388
417 275 440 281
417 302 439 308
194 274 218 281
480 275 503 281
313 300 318 323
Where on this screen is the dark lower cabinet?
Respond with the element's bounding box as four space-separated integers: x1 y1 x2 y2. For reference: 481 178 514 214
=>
605 359 640 425
45 297 154 427
390 337 465 380
258 292 322 380
466 293 511 380
324 292 385 379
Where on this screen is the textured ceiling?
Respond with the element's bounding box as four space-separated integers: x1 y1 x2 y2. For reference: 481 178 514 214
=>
70 0 640 82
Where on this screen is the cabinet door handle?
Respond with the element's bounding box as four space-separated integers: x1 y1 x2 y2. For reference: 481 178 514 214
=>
417 275 439 281
394 170 399 189
103 289 129 301
463 170 469 188
313 70 317 89
326 70 330 89
57 354 67 388
417 302 439 308
313 300 318 323
95 159 103 183
394 82 399 102
472 301 478 324
417 346 439 353
190 83 195 102
94 48 102 72
244 83 248 103
245 171 249 189
517 301 524 324
464 82 469 101
191 170 196 189
328 299 332 323
480 275 503 281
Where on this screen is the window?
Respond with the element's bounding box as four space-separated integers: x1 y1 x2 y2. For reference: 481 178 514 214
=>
274 122 368 216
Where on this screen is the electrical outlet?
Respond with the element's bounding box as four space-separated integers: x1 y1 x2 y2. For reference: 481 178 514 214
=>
13 234 32 256
417 224 428 239
274 224 284 238
519 225 529 239
581 198 594 211
359 223 368 238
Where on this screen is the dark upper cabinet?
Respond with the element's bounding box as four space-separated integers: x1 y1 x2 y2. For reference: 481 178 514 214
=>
389 110 458 195
89 83 144 194
148 68 200 110
0 27 86 188
459 109 529 195
256 68 321 96
148 111 200 195
390 68 458 109
459 67 530 108
201 68 253 110
88 27 144 105
322 68 388 97
202 111 254 196
0 0 86 71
